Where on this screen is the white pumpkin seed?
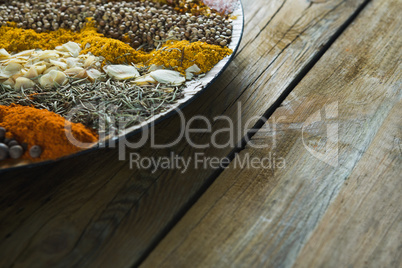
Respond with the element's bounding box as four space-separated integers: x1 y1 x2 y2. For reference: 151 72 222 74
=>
84 55 96 68
104 65 140 80
87 69 102 82
38 51 59 60
149 69 185 86
24 66 39 79
185 64 201 80
39 70 67 88
62 41 81 57
132 75 157 85
3 62 22 78
0 49 10 59
44 66 60 74
2 78 15 87
14 77 36 90
49 59 68 70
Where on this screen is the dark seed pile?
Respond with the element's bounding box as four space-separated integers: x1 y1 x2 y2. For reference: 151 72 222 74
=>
0 0 233 50
0 127 42 160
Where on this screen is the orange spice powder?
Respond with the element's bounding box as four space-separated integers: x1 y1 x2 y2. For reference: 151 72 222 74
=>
0 104 98 160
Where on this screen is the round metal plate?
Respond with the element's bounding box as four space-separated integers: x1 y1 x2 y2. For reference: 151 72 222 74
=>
0 0 244 173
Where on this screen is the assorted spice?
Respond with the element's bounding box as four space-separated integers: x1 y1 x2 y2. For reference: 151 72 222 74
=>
0 76 186 131
0 0 235 162
0 0 232 50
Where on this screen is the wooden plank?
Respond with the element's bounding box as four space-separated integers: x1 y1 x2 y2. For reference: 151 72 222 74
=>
0 0 370 266
141 0 402 267
293 101 402 268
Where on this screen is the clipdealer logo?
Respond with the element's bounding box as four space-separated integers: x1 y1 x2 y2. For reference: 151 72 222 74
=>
114 102 287 161
129 152 286 174
63 100 339 171
302 101 339 167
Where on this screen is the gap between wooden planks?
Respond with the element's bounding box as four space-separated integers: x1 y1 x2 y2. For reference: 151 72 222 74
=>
0 0 373 267
141 0 402 267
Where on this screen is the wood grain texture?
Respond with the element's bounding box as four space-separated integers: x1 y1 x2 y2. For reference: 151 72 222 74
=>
142 0 402 267
0 0 371 267
294 100 402 268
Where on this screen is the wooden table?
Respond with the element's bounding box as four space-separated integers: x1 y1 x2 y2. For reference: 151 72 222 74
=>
1 0 400 267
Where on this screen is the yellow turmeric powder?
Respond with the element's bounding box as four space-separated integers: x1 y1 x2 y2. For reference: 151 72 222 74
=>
148 40 232 73
0 23 232 74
